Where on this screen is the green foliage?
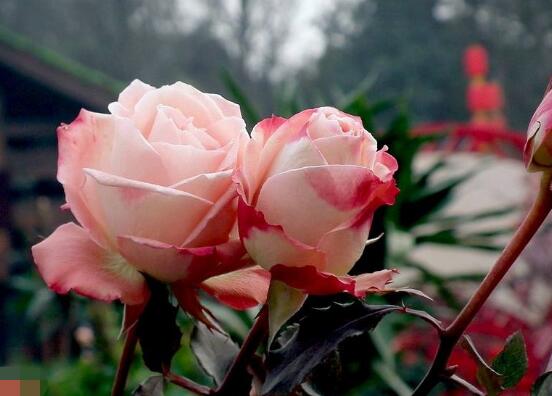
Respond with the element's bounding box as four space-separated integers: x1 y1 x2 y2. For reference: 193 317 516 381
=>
132 376 165 396
461 336 502 395
137 281 182 373
462 332 528 395
190 323 239 386
532 372 552 396
221 70 261 128
263 295 400 395
491 332 528 390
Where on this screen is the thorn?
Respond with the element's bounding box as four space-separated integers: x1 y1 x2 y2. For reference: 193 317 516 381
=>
444 365 458 377
365 233 384 245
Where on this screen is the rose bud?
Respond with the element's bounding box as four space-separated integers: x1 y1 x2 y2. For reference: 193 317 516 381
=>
525 82 552 172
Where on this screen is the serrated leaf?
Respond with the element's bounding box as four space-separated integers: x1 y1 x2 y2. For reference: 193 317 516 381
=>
137 280 182 373
190 322 239 385
532 372 552 395
491 331 528 389
132 375 164 396
262 296 400 395
461 336 502 396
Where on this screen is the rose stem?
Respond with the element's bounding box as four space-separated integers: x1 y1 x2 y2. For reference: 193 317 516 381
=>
164 369 212 395
412 172 552 395
111 324 139 396
214 304 269 395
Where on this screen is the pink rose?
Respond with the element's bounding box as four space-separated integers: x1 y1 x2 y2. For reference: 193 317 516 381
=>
525 84 552 171
32 80 269 319
235 108 399 331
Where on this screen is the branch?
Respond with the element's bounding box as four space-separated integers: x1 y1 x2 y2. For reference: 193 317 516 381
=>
164 369 211 395
164 305 269 395
447 374 485 396
402 307 444 334
112 324 139 396
412 173 552 395
214 305 269 395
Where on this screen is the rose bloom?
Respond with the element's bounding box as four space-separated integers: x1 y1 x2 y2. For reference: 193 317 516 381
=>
525 84 552 171
235 107 399 329
32 80 269 322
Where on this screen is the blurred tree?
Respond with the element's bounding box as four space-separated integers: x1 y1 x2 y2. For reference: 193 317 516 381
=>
305 0 552 129
0 0 551 127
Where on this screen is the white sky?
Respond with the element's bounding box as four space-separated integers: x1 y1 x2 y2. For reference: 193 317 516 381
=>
177 0 358 79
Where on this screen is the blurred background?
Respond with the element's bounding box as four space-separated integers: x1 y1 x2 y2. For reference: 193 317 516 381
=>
0 0 551 394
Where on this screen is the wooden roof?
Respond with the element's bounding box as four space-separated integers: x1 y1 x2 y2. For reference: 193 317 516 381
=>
0 24 123 110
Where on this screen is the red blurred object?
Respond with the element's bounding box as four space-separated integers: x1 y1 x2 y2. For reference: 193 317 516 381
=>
395 307 552 394
467 82 504 112
412 122 524 157
464 45 489 77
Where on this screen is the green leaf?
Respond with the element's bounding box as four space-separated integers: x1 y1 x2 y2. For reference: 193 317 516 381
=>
262 296 400 395
267 280 307 344
132 376 165 396
414 228 508 251
373 361 412 396
137 280 182 373
532 372 552 395
429 206 518 227
461 336 503 396
190 322 240 386
398 173 472 228
414 158 447 189
491 331 528 389
220 70 260 127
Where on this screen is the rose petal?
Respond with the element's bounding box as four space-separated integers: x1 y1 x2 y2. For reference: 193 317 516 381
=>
207 117 248 147
107 119 168 184
171 170 233 202
256 165 383 246
270 264 356 295
84 169 212 245
108 79 155 117
57 111 169 246
118 236 247 284
32 223 147 305
182 184 237 247
148 105 207 148
374 147 399 181
207 93 242 118
132 84 219 135
313 135 375 166
353 269 398 297
201 266 270 310
251 116 288 146
239 110 315 200
152 142 226 184
318 180 399 275
238 199 326 270
269 265 397 298
263 135 327 181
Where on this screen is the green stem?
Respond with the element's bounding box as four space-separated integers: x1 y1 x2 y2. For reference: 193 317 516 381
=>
413 173 552 395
